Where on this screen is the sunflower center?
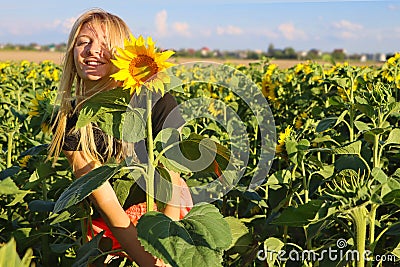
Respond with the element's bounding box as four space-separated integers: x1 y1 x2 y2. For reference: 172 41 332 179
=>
129 55 159 83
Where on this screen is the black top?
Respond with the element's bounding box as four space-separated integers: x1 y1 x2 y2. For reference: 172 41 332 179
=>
63 92 185 163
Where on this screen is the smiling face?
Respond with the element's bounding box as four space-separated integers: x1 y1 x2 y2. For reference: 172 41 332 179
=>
73 22 113 89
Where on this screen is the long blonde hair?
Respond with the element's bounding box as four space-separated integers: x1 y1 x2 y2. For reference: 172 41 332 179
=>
48 9 131 165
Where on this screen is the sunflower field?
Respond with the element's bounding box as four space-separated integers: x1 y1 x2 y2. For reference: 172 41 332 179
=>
1 55 400 267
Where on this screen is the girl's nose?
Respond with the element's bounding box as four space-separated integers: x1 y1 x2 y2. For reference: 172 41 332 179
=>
87 42 102 56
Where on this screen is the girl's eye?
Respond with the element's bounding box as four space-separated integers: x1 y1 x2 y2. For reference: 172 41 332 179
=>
77 38 90 46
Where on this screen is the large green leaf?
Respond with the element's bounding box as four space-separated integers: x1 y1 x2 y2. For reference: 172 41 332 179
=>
75 87 146 142
0 238 32 267
156 131 231 174
53 164 121 213
137 203 232 267
332 140 361 155
356 103 376 119
0 178 26 195
224 217 252 255
334 155 368 173
76 87 130 128
382 189 400 207
385 128 400 145
272 200 324 227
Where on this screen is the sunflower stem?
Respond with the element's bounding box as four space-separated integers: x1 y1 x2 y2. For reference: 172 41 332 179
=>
146 90 155 213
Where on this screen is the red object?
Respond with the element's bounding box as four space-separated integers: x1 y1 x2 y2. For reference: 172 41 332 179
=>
88 178 193 254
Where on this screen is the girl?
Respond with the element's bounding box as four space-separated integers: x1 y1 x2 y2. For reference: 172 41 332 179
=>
48 8 192 266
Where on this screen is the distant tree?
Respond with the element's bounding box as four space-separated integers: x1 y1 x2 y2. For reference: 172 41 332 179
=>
331 49 346 61
306 49 321 60
247 50 260 60
267 43 275 57
282 47 297 59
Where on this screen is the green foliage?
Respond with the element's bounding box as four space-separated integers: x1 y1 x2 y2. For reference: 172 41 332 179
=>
137 203 232 267
0 238 32 267
2 55 400 266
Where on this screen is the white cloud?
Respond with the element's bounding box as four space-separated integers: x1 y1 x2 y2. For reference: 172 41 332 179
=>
155 10 168 37
216 25 243 35
278 22 306 40
388 4 400 11
173 22 191 37
259 29 279 39
0 16 76 40
331 20 363 40
200 29 212 37
338 31 357 39
332 20 363 31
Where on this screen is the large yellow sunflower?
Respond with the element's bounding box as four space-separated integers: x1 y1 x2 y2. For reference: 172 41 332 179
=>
111 34 175 95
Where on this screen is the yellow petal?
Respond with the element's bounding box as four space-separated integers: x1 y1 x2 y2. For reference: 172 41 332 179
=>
111 58 130 70
157 50 175 62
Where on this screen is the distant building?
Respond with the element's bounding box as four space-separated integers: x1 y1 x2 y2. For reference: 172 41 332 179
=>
201 47 210 56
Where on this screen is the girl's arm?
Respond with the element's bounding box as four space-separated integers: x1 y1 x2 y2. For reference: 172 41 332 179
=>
162 170 182 220
63 150 157 267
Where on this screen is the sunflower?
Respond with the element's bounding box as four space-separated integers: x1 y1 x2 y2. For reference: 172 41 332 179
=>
111 34 176 95
276 126 292 154
19 155 31 168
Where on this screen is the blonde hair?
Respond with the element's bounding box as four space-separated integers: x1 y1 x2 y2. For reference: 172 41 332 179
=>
48 8 132 165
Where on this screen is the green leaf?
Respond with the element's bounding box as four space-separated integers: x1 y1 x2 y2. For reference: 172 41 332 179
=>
28 200 55 212
356 103 376 119
53 164 121 213
354 121 371 132
0 178 28 195
391 242 400 259
76 87 131 129
137 203 232 267
0 238 33 267
7 192 30 206
224 217 251 252
50 210 74 225
315 165 335 179
272 200 324 227
20 144 48 157
266 169 291 186
332 140 361 155
334 155 368 173
0 166 20 180
382 190 400 207
75 87 146 142
157 132 231 175
262 237 285 266
112 168 143 207
50 243 75 254
371 167 388 184
121 109 146 142
388 102 400 116
385 128 400 145
312 135 336 144
72 231 105 267
316 117 337 132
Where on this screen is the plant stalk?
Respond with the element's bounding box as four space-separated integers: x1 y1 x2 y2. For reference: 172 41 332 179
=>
7 131 14 168
146 90 155 212
351 206 368 267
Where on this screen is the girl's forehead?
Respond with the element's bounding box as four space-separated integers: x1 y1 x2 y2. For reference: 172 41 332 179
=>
79 22 106 38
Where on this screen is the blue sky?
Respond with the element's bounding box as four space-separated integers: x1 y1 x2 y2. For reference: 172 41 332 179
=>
1 0 399 54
